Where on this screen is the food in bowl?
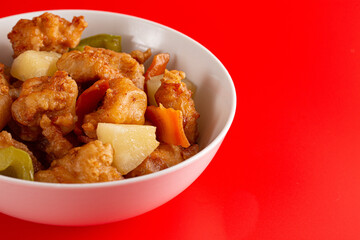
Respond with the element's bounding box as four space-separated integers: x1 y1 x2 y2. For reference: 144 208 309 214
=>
0 12 200 183
0 10 235 226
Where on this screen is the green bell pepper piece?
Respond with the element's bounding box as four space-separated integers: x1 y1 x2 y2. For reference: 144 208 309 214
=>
0 146 34 181
73 34 122 52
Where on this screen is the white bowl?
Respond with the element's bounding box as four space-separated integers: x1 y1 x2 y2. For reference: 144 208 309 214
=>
0 10 236 226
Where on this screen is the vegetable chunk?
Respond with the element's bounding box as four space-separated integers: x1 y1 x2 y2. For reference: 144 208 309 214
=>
10 50 61 81
146 104 190 148
144 53 170 81
0 146 34 181
73 34 122 52
97 123 160 175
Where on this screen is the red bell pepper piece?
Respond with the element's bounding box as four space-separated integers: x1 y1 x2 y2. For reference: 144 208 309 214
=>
74 79 109 135
144 53 170 81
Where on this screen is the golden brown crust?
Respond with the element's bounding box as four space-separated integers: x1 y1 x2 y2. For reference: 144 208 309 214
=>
34 140 122 183
130 48 152 64
0 63 12 131
11 71 78 136
181 144 199 160
8 12 87 58
126 143 199 177
40 115 73 160
82 77 147 139
57 46 145 89
155 70 200 144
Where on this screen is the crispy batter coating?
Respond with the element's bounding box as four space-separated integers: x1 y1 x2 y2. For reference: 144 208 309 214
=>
6 119 42 142
8 80 23 100
82 77 147 139
11 71 78 139
34 140 122 183
40 115 73 160
130 48 152 64
8 12 87 58
126 143 199 177
0 64 12 130
0 131 42 172
57 46 145 89
155 70 200 144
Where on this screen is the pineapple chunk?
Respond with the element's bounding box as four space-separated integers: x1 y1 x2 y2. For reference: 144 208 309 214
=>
96 123 160 175
146 75 163 106
146 74 197 106
10 50 61 81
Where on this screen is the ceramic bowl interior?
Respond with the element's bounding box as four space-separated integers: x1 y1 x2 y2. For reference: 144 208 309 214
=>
0 10 236 226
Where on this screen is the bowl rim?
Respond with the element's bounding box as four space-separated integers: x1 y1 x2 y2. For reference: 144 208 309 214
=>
0 9 237 189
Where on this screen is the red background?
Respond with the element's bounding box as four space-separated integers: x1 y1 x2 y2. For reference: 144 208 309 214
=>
1 1 360 239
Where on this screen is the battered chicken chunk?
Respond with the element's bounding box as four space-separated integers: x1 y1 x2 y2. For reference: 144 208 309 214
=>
130 48 152 64
40 115 73 160
6 119 42 142
82 77 147 139
8 80 23 100
126 143 199 177
8 12 88 58
34 140 122 183
0 63 12 130
0 131 42 172
57 46 145 89
155 70 200 144
11 71 78 137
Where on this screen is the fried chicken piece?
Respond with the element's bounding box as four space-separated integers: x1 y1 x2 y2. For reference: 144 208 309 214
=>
11 71 78 139
82 77 147 139
11 71 77 159
0 63 12 130
126 143 199 177
57 46 145 89
155 70 200 144
34 140 122 183
8 12 87 58
0 131 42 172
6 119 42 142
40 115 73 160
130 48 152 64
181 144 199 160
8 80 23 100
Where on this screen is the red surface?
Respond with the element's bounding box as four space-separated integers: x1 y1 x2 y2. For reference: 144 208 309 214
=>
1 1 360 239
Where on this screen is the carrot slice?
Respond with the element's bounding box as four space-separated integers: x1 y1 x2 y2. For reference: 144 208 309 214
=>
74 79 109 135
144 53 170 81
146 104 190 148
